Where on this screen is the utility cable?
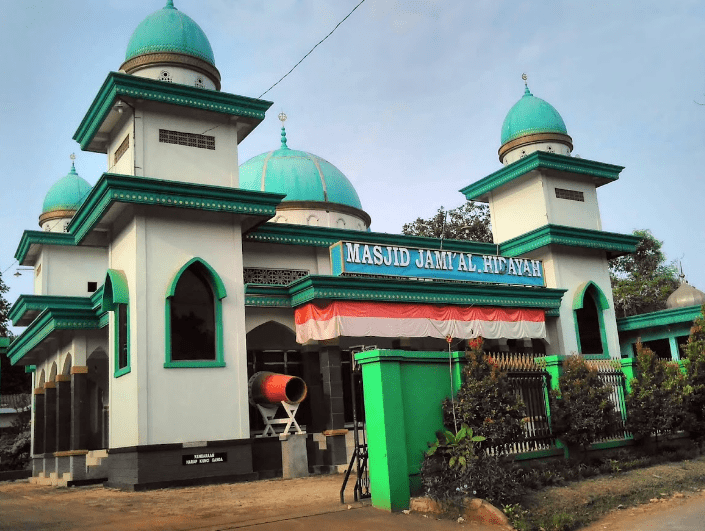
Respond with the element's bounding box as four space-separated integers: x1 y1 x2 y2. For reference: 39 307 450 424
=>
259 0 367 98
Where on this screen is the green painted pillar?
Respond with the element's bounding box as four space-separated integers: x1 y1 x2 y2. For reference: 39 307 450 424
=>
620 358 637 394
358 357 410 512
541 355 566 457
669 336 680 361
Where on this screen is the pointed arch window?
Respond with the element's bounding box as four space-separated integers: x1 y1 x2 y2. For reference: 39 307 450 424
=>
573 281 610 355
165 258 227 368
101 269 130 377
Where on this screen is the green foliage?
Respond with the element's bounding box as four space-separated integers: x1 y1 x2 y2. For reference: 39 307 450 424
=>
426 424 485 470
401 200 493 243
609 229 679 317
550 357 619 453
0 270 27 395
0 407 30 471
625 342 685 443
682 307 705 445
443 338 526 452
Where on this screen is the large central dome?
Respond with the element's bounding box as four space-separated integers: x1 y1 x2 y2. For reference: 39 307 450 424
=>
239 125 370 231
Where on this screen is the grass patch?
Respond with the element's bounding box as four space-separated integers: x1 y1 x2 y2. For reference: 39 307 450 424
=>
512 456 705 530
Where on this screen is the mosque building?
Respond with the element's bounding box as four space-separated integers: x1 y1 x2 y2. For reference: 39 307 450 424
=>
1 1 697 489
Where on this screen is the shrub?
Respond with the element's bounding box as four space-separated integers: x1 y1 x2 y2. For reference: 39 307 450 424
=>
682 306 705 448
442 337 526 453
625 342 685 444
550 356 619 456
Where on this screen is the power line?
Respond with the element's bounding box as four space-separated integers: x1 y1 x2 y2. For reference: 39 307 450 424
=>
259 0 367 98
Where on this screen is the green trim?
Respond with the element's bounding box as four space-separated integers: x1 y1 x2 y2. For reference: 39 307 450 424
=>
16 174 284 265
74 72 273 151
513 448 563 461
354 350 467 365
244 285 292 307
573 281 609 311
103 270 131 378
573 283 609 355
499 224 640 259
286 275 566 311
24 365 36 374
15 231 74 265
165 258 227 299
617 305 703 332
164 258 226 369
10 295 93 326
245 222 498 255
460 151 624 201
102 270 129 311
589 438 632 450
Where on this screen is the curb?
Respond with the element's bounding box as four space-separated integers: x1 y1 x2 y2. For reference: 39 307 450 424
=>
409 496 513 529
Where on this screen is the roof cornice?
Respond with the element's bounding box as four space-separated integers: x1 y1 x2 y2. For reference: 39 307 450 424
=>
617 305 703 332
244 223 498 254
16 174 285 264
499 224 640 259
245 274 566 316
73 72 273 151
460 151 624 202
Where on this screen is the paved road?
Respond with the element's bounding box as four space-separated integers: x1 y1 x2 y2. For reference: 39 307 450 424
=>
583 494 705 531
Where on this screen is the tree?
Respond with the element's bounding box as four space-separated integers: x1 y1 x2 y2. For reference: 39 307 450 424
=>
682 307 705 448
550 356 619 457
0 270 27 395
402 201 493 243
625 341 685 445
609 229 680 317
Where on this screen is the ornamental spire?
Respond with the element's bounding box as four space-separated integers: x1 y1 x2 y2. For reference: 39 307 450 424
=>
70 153 76 172
165 0 175 9
278 112 289 149
522 73 532 96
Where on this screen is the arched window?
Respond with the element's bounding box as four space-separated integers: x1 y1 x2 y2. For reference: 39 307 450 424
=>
101 269 130 377
165 258 227 368
573 281 609 355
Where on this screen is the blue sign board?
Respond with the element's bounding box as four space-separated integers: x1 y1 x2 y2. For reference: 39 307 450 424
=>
330 241 545 287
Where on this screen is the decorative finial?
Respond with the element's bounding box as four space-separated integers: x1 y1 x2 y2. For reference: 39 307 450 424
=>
521 73 531 96
278 112 289 149
70 153 76 170
166 0 175 8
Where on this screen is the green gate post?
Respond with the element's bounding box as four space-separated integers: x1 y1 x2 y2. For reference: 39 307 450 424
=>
620 358 636 394
357 354 410 512
542 355 567 458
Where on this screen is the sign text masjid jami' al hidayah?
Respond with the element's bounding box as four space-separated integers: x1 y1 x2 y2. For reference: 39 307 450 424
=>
330 242 545 287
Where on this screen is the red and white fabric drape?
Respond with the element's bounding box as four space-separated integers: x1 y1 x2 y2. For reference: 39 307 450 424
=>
294 301 546 344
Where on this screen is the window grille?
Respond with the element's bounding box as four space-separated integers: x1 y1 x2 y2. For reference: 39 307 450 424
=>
114 135 129 166
159 129 215 150
555 188 585 202
195 76 205 88
243 268 308 286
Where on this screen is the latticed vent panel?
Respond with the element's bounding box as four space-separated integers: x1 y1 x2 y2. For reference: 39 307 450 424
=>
555 188 585 202
244 268 309 285
114 135 129 166
159 129 215 150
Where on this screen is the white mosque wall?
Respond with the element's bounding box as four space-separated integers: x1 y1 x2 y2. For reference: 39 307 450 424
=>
138 102 240 188
502 143 571 165
242 242 330 274
271 209 367 231
543 175 601 231
487 172 548 243
245 308 296 335
108 114 134 176
124 208 249 445
40 216 74 233
38 246 108 297
131 65 217 91
538 246 620 358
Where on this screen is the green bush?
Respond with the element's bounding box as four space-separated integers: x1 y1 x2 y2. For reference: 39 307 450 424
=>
550 356 619 456
0 409 31 471
625 342 685 444
682 306 705 447
442 337 526 452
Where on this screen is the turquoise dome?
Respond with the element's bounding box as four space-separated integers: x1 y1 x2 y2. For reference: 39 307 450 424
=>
125 0 215 66
501 86 568 145
42 164 92 214
239 128 364 211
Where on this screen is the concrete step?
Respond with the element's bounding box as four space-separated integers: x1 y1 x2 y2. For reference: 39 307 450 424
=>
86 449 108 467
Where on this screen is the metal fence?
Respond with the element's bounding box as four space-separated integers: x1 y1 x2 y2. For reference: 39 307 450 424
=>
586 359 630 441
487 352 556 454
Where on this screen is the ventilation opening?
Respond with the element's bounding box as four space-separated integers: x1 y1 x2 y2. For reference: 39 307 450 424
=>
159 70 172 83
114 135 129 166
159 129 215 150
555 188 585 202
87 282 98 293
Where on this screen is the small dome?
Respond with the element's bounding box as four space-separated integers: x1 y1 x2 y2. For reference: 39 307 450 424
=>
42 164 92 215
666 281 705 309
239 128 365 212
125 1 215 66
501 85 568 145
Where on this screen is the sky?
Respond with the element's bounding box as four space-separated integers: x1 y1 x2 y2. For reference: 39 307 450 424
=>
1 0 705 319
